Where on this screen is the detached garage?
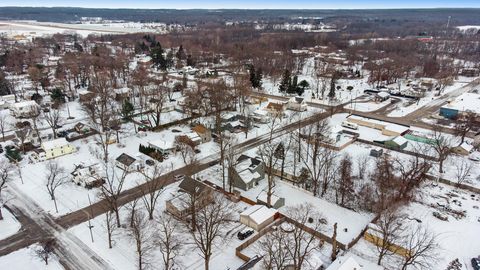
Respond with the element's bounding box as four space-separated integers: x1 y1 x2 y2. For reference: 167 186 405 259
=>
240 205 278 231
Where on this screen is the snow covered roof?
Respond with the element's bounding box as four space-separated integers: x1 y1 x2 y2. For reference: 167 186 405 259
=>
256 190 282 206
392 136 408 146
384 123 409 134
240 205 277 225
41 138 71 150
236 155 263 184
186 132 202 142
377 91 390 98
11 100 37 108
149 139 174 150
326 256 361 270
459 142 474 152
442 92 480 114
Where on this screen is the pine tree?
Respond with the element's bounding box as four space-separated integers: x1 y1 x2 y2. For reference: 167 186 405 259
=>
279 69 291 93
328 76 336 99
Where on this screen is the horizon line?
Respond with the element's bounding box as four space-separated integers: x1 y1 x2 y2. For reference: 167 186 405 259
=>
1 6 480 10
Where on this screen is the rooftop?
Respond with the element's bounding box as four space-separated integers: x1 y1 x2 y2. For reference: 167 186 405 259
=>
240 204 277 225
442 92 480 114
41 138 71 150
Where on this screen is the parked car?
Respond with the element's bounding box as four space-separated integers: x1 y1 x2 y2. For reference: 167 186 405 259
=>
145 159 155 166
174 174 185 181
433 211 448 221
472 257 480 270
237 230 254 240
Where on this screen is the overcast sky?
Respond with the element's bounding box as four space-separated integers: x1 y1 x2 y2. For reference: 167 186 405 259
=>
1 0 480 9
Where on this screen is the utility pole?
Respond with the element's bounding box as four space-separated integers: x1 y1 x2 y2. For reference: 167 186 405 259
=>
87 194 95 243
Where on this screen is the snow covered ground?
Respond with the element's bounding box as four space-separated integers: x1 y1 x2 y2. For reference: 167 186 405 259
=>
0 243 63 270
0 207 21 240
352 181 480 270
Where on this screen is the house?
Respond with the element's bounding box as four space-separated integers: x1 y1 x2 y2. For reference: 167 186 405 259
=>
440 93 480 119
250 109 269 124
265 102 287 117
460 68 480 77
10 100 39 118
71 163 105 189
179 132 203 146
115 153 143 171
375 91 390 102
0 95 16 110
326 254 384 270
347 115 409 136
78 90 95 103
240 204 278 231
31 138 76 162
384 136 408 150
114 87 130 101
287 96 308 112
148 139 175 155
256 190 285 209
166 176 214 219
452 142 474 155
231 154 265 191
223 120 246 133
192 124 212 143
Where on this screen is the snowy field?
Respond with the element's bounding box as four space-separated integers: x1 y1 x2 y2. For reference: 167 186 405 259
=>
0 243 63 270
0 207 21 240
353 181 480 270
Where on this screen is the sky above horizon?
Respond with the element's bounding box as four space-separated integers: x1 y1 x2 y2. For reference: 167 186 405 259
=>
1 0 480 9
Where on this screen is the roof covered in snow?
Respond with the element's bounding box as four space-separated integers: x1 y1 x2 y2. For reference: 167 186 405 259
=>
240 204 277 225
442 92 480 114
41 138 71 150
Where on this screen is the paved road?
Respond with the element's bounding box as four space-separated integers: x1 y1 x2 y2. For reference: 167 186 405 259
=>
403 78 480 121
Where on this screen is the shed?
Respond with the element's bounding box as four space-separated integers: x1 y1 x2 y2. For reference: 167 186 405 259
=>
385 136 408 150
240 205 278 231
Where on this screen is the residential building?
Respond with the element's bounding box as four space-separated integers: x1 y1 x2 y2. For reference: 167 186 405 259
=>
31 138 76 162
115 153 142 171
384 136 408 150
230 154 265 191
166 177 214 219
452 142 474 156
192 124 212 143
265 102 287 117
287 96 308 111
10 100 39 118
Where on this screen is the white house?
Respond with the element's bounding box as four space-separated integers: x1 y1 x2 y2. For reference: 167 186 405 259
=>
250 109 270 124
31 138 76 162
148 139 175 155
10 100 39 118
115 153 143 171
287 96 308 112
240 204 278 231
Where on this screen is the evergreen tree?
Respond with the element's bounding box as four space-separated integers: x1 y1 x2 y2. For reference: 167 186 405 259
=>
150 43 167 70
279 69 291 93
288 75 298 94
176 45 186 60
121 99 134 120
50 88 65 104
328 76 336 99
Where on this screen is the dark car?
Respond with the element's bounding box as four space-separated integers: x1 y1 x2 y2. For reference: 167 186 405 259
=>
237 230 254 240
145 159 155 166
472 257 480 270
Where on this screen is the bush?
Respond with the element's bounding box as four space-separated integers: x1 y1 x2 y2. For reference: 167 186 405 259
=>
139 144 164 162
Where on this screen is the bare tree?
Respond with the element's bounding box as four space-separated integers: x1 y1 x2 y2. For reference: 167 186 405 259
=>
127 210 154 270
44 108 63 139
139 164 165 220
356 154 370 181
0 161 13 220
400 225 438 270
0 114 7 142
453 111 477 145
258 140 282 207
104 209 118 249
429 128 453 174
454 159 472 186
98 161 128 227
45 160 67 213
285 203 324 269
174 136 196 165
336 154 354 207
372 207 406 265
155 212 183 270
258 226 289 270
35 239 56 265
190 194 234 270
147 84 169 128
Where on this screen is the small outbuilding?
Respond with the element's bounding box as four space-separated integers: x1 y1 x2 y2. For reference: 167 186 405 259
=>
240 204 278 231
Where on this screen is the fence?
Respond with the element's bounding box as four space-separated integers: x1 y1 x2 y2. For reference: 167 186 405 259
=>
425 174 480 194
356 138 439 161
235 218 286 262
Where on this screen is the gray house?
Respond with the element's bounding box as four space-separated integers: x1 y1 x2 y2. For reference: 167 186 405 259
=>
230 154 265 191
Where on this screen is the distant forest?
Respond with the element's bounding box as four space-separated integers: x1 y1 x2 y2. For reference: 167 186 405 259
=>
0 7 480 27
